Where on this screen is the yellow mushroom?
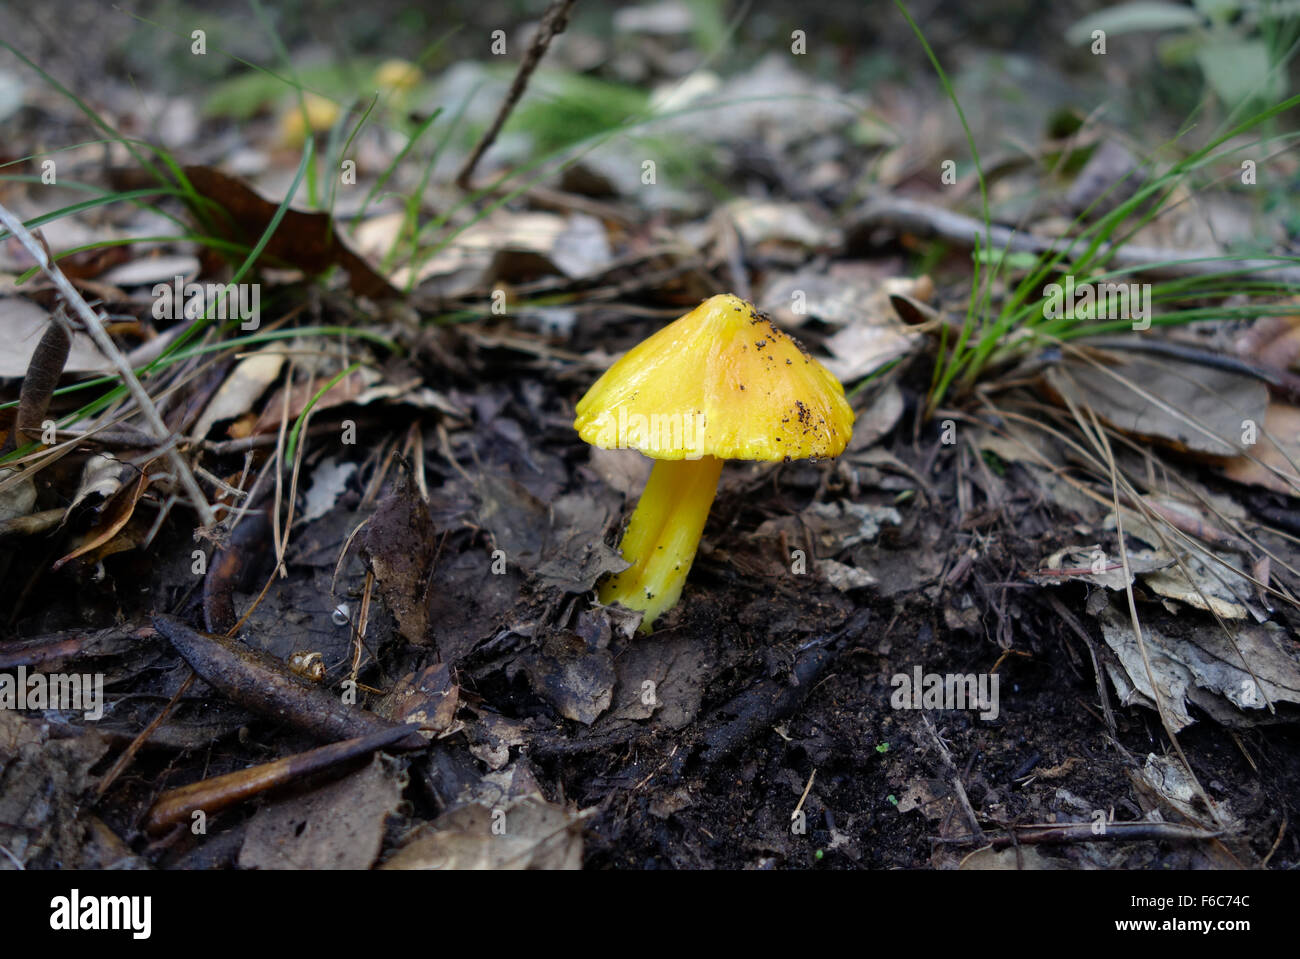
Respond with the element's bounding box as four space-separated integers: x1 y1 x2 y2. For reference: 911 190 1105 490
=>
279 92 340 147
373 58 423 93
574 293 855 632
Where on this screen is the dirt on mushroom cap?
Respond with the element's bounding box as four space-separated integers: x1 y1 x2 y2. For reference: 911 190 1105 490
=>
574 293 855 461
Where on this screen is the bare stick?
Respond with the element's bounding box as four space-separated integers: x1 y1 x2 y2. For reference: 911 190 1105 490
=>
854 195 1300 285
0 202 216 527
920 712 984 843
930 820 1221 848
454 0 579 189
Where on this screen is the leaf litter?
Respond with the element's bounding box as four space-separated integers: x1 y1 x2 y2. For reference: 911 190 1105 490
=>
2 2 1300 874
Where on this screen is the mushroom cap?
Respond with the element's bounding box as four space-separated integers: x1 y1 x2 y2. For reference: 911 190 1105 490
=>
574 293 855 461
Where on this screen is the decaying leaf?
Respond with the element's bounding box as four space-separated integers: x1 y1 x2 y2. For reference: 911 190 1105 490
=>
476 473 628 593
1141 554 1253 621
0 468 37 523
1042 356 1269 457
362 473 436 646
53 466 152 570
1220 400 1300 496
392 210 610 293
250 367 368 436
380 792 589 870
819 558 877 591
608 630 711 727
300 457 357 524
1129 753 1242 838
1098 603 1300 731
1115 514 1257 619
0 712 111 868
756 500 901 556
238 752 405 870
726 198 836 251
760 269 929 384
512 629 615 726
376 662 461 737
1025 544 1171 591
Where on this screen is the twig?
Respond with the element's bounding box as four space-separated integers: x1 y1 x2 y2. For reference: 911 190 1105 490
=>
454 0 579 189
143 726 419 835
94 672 195 799
931 820 1222 848
854 195 1300 285
919 713 984 843
791 767 817 823
200 422 342 455
0 202 216 527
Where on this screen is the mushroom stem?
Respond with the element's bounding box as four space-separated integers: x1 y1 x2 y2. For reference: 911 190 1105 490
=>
600 454 724 631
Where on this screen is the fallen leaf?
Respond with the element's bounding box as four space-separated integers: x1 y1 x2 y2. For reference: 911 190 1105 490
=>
238 753 404 869
182 165 397 298
1098 603 1300 730
1043 355 1268 457
380 793 588 870
513 630 615 725
0 712 110 868
361 474 436 646
377 662 460 737
0 297 110 377
54 467 152 570
1129 753 1242 835
251 367 368 436
300 457 357 524
190 345 285 441
1219 400 1300 495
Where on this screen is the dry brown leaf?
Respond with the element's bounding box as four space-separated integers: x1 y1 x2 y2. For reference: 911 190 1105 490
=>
1219 400 1300 495
54 466 151 570
1026 544 1171 591
250 368 368 435
182 165 397 298
1235 307 1300 371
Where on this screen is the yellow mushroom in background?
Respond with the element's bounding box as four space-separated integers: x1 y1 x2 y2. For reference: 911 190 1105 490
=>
373 58 423 94
574 293 855 632
278 91 340 148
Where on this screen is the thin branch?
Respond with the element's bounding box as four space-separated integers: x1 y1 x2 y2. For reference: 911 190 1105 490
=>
920 713 984 843
854 195 1300 285
454 0 579 189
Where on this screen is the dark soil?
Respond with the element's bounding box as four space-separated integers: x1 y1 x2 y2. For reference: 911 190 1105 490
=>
8 304 1298 871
